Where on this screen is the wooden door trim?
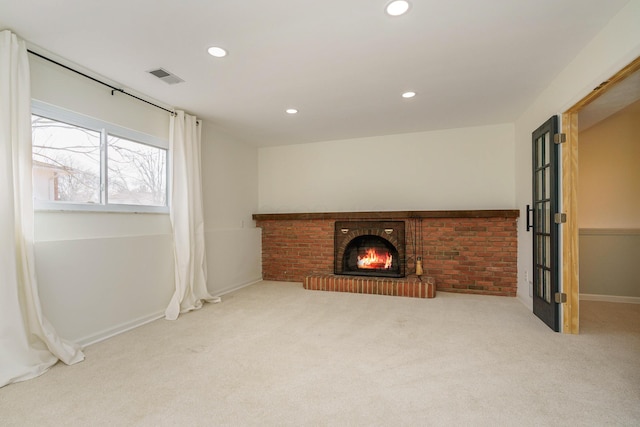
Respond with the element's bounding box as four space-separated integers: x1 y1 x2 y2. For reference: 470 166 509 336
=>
561 56 640 334
561 112 579 334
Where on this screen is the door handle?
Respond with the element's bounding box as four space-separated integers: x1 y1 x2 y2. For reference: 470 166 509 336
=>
526 205 534 232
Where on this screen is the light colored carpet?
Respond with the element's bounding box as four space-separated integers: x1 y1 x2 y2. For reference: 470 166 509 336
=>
1 281 639 426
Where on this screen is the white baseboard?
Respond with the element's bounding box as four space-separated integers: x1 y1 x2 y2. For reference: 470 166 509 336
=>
213 277 263 298
78 310 166 347
78 278 263 347
580 294 640 304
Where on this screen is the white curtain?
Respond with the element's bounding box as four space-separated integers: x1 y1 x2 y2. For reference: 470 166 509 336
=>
0 30 84 388
165 111 219 320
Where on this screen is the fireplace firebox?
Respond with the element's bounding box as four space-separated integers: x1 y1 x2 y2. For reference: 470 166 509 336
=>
334 221 405 278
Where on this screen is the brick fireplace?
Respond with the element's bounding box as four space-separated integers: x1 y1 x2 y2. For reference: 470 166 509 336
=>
253 210 519 297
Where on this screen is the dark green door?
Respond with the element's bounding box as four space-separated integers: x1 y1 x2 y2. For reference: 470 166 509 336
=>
531 116 560 331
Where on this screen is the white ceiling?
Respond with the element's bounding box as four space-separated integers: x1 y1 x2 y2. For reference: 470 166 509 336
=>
579 67 640 131
0 0 631 146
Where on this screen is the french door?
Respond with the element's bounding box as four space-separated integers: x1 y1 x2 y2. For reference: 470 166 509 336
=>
531 116 561 331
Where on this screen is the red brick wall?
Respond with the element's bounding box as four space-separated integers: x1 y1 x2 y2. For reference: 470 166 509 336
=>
258 220 334 283
415 218 517 296
256 215 517 296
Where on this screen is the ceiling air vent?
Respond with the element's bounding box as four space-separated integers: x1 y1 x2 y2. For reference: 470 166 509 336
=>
148 68 184 85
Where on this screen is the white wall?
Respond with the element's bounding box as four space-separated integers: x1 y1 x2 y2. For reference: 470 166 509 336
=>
258 124 516 213
30 51 261 345
29 54 168 140
514 0 640 309
33 212 175 346
200 121 262 296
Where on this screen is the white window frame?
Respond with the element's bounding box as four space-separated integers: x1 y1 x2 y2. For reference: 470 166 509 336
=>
32 100 170 214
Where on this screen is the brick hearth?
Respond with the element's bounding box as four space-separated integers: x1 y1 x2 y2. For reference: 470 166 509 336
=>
304 274 435 298
253 210 519 297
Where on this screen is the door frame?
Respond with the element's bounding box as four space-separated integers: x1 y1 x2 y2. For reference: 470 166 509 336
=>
561 56 640 334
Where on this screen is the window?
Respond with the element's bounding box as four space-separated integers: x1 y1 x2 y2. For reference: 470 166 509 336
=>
31 101 168 213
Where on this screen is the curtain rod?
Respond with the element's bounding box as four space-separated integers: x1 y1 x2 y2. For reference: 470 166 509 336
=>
27 49 176 115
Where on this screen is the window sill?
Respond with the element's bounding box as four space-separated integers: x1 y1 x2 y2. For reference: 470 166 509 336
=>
34 201 169 214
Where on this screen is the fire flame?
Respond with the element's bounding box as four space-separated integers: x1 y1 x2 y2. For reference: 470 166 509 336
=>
357 248 392 270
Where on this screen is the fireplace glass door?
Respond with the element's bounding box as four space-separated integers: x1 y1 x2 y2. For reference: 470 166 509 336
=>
342 235 401 277
334 220 405 278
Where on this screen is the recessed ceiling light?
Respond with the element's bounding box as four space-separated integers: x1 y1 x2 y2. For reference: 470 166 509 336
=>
207 46 227 58
402 91 416 98
286 108 298 114
386 0 410 16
